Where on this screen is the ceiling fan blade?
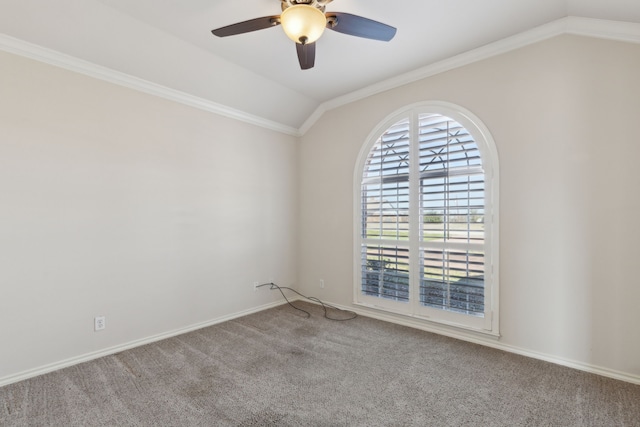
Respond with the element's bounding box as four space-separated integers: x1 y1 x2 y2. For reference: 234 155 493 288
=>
296 42 316 70
326 12 396 41
212 16 280 37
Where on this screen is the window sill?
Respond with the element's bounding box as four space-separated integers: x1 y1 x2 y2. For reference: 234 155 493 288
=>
353 301 501 340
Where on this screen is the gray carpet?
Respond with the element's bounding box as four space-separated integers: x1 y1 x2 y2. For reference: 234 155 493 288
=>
1 301 639 426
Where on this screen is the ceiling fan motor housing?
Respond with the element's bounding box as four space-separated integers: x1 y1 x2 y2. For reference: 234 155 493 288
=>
281 0 333 12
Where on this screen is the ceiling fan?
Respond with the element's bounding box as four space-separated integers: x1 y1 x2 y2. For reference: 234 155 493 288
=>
211 0 396 70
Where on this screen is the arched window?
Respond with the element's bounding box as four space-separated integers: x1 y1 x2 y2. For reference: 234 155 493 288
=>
354 102 499 334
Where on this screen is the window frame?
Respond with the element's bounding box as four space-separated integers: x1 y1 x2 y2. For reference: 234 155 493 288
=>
353 101 500 336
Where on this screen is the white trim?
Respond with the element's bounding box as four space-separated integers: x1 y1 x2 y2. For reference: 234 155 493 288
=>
0 33 301 137
565 15 640 43
300 16 640 134
298 106 326 135
323 301 640 386
353 101 500 335
0 300 288 388
0 16 640 137
3 293 639 389
2 17 640 136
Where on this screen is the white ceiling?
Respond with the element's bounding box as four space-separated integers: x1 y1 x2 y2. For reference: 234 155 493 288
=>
1 0 640 130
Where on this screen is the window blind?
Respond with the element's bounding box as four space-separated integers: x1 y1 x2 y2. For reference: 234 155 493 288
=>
361 118 411 300
359 113 486 316
418 113 485 316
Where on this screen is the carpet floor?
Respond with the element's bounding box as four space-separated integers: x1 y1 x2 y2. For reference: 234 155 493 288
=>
1 301 639 426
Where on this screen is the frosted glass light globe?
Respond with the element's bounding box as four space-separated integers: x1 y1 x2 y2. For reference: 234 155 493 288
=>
280 4 327 44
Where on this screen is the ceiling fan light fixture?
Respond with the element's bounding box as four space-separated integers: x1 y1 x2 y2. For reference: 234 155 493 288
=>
280 4 326 44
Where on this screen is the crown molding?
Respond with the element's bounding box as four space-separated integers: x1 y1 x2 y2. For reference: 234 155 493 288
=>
565 15 640 43
3 16 639 138
0 33 301 137
300 16 640 135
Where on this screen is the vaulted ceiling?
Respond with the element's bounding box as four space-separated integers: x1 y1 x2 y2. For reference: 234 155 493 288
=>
1 0 640 132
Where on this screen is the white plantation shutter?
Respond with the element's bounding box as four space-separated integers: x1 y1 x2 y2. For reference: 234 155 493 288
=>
361 118 411 303
356 105 498 333
361 245 410 301
418 114 485 316
362 118 410 241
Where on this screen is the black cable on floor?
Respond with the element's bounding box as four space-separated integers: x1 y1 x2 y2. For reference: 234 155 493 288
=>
256 283 357 321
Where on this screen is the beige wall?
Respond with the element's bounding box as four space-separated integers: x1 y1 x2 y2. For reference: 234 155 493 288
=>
2 33 639 385
0 51 298 381
299 35 640 378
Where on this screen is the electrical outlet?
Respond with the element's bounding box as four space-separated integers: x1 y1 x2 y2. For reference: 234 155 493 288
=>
94 316 106 331
320 279 325 289
253 281 259 292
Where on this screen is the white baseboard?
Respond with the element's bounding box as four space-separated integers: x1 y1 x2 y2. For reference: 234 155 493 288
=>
3 297 638 388
0 300 287 388
326 301 640 386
